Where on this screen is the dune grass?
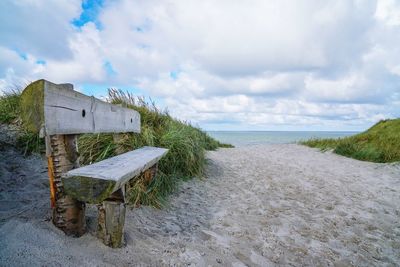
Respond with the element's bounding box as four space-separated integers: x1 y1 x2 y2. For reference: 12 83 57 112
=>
301 119 400 163
0 90 21 124
0 88 232 207
78 89 232 207
1 90 45 154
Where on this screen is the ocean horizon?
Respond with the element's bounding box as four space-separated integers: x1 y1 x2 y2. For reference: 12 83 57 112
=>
207 131 358 147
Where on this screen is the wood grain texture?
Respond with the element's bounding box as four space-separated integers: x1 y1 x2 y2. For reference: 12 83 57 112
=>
97 189 126 248
62 146 168 203
21 79 140 135
48 134 86 237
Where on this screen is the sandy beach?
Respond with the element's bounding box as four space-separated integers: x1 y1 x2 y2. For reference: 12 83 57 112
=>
1 128 399 266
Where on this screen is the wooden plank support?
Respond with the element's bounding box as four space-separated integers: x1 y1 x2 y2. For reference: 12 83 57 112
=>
97 132 126 248
62 147 168 204
113 133 127 155
97 164 159 248
97 189 126 248
142 164 158 186
47 134 85 237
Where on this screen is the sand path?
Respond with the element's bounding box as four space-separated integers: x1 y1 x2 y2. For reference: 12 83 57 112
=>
1 136 399 266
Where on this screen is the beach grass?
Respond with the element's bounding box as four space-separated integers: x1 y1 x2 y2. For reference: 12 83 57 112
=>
1 89 45 153
0 88 232 207
301 119 400 163
78 89 232 206
0 90 21 124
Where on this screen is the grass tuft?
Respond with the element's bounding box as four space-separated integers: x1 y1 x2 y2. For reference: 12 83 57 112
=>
0 89 21 124
0 87 231 207
77 89 232 206
301 119 400 163
0 89 44 154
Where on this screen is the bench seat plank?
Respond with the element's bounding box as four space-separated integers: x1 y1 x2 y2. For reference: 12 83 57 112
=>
62 146 168 203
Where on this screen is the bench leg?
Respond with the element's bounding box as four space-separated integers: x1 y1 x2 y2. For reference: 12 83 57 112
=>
97 189 126 248
143 163 158 186
53 195 85 236
47 134 85 237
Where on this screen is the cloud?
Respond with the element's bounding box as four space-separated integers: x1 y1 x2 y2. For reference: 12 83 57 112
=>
375 0 400 26
0 0 399 130
0 0 81 60
43 22 106 82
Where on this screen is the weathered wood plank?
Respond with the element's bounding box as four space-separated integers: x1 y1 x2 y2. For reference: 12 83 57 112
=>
62 146 168 203
97 189 126 248
47 134 86 237
20 79 140 135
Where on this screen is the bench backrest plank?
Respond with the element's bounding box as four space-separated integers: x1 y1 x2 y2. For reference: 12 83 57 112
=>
21 79 140 135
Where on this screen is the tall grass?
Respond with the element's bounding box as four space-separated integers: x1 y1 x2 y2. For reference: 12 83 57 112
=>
78 89 232 207
0 90 21 124
0 88 232 207
301 119 400 163
0 90 44 153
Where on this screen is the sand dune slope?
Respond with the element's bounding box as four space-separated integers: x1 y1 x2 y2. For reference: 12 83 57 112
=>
1 141 399 266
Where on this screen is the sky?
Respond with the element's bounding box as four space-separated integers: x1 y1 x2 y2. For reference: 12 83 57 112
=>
0 0 399 131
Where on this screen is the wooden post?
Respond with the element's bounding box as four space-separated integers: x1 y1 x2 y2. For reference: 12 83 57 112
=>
97 189 126 248
113 133 126 155
47 134 85 237
95 133 127 247
143 164 158 187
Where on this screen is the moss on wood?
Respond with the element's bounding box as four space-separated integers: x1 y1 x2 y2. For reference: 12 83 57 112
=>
20 79 45 134
62 176 116 204
97 200 126 248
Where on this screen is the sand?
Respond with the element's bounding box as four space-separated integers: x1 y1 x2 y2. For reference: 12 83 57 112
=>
1 127 399 266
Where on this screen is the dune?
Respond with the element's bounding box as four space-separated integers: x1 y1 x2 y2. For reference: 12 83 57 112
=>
1 125 399 266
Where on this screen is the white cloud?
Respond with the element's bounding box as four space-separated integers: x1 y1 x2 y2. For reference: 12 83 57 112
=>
0 0 399 130
44 23 106 82
375 0 400 26
0 0 81 60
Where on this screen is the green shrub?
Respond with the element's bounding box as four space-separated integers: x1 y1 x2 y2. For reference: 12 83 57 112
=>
301 119 400 163
1 90 45 154
16 130 45 155
0 90 21 123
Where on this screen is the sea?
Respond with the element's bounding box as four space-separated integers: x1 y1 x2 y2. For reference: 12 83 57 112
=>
207 131 358 147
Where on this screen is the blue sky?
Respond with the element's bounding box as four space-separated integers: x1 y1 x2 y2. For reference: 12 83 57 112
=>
0 0 399 131
72 0 104 29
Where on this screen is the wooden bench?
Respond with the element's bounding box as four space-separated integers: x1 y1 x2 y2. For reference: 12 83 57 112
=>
21 79 168 248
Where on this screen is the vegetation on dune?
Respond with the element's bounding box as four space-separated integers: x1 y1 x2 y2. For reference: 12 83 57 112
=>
301 119 400 163
0 90 21 124
78 89 232 206
1 90 45 154
0 88 232 207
